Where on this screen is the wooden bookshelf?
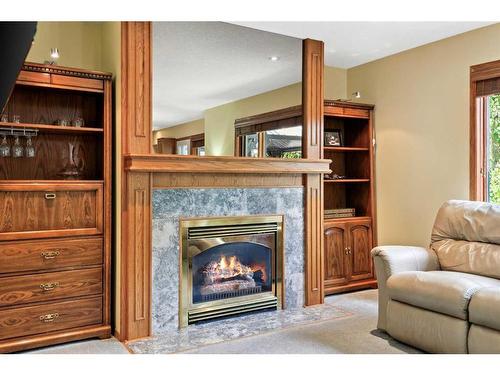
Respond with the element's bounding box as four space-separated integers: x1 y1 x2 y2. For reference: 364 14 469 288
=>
0 62 112 353
322 100 377 295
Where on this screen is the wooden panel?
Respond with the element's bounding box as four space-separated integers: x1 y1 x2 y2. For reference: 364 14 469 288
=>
348 220 373 281
0 237 103 274
51 75 104 91
121 172 151 340
153 173 303 189
0 182 103 241
156 138 176 154
0 296 102 341
324 223 348 287
0 134 102 180
17 70 50 84
0 268 102 307
4 84 104 128
125 154 331 174
121 22 152 154
303 39 325 306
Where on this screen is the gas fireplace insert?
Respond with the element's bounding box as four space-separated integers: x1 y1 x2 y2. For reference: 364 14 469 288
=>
179 215 284 327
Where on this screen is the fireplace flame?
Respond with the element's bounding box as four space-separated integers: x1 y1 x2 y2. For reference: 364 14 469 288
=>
205 255 267 284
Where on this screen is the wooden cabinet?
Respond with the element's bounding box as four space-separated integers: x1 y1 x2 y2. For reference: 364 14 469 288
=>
0 62 112 353
323 101 377 295
324 218 374 294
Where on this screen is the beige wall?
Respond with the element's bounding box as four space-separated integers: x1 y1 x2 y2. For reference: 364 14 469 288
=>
347 23 500 247
153 118 204 144
27 22 104 70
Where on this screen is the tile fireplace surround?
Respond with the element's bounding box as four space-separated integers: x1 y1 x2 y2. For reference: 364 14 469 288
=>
152 187 305 334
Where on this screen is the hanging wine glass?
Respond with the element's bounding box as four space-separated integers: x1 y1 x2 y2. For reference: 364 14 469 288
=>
12 135 23 158
25 135 35 158
0 135 10 157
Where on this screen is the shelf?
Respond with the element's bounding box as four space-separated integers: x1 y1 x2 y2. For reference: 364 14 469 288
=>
324 178 370 183
324 146 369 152
0 122 103 135
324 216 371 223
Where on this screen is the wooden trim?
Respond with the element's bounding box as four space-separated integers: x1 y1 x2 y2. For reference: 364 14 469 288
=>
234 105 302 129
0 325 111 353
120 22 153 341
323 100 374 110
22 62 112 81
153 173 304 189
469 59 500 200
124 154 331 174
302 39 325 306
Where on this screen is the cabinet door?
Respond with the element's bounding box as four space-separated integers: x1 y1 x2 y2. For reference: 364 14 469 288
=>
0 182 103 241
348 220 373 281
324 223 349 288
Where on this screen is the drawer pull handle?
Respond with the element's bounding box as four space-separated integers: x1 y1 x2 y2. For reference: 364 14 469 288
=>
41 250 60 259
39 313 59 323
45 193 57 200
40 282 59 291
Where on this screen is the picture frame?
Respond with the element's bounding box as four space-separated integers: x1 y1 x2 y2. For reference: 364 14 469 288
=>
324 129 342 147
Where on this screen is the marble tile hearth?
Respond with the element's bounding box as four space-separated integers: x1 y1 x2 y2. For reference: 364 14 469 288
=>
126 302 352 354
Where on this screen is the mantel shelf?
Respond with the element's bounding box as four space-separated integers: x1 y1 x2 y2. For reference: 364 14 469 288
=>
0 122 103 134
124 154 332 174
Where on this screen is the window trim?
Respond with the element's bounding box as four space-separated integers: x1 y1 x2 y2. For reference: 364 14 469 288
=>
470 59 500 201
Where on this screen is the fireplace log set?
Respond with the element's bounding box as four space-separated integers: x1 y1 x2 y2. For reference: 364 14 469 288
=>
196 255 266 296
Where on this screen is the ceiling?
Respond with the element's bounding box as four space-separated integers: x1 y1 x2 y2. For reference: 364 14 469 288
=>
233 22 494 68
153 22 302 129
153 21 494 130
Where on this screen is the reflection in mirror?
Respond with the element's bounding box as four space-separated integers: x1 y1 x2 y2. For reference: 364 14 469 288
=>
152 22 302 158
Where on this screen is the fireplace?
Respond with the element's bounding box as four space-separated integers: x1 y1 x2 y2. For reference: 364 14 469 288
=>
179 215 284 327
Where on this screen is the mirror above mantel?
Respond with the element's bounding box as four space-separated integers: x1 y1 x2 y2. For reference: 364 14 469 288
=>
152 22 303 158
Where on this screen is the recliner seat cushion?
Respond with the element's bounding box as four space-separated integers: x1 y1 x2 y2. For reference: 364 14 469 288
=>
387 271 500 319
469 287 500 331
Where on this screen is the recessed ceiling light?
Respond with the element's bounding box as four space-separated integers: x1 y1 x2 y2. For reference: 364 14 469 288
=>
269 56 280 62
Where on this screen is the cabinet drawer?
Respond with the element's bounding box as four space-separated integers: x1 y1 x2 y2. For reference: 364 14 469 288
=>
0 296 102 341
0 183 103 240
51 74 103 91
0 237 103 274
0 268 102 307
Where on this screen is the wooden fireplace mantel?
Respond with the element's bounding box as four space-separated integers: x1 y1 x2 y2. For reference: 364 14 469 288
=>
120 22 327 342
124 154 331 174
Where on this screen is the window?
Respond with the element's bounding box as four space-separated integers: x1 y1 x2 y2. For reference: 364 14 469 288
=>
470 60 500 202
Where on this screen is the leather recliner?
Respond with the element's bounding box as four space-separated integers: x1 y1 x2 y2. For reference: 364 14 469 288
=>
372 200 500 353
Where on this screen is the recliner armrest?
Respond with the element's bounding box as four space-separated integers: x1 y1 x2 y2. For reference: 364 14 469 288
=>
371 246 439 331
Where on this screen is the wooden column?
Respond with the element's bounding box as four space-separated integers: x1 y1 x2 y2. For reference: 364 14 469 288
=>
302 39 325 305
120 21 153 340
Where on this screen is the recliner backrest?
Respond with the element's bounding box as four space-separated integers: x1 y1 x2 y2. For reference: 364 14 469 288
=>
430 200 500 279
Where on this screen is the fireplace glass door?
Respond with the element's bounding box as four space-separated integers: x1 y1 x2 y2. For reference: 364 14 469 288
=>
180 216 283 327
191 239 273 304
